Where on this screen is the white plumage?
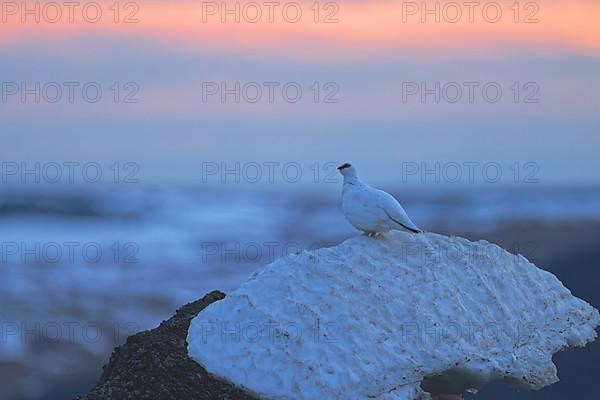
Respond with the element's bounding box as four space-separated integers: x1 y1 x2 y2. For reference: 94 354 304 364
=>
338 163 421 235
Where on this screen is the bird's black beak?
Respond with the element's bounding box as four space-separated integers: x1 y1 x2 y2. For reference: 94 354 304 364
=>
338 163 351 170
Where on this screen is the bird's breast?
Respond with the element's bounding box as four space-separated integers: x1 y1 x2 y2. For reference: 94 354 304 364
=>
342 191 389 231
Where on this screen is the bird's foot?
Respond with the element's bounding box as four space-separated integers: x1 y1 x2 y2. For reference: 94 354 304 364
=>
363 231 384 238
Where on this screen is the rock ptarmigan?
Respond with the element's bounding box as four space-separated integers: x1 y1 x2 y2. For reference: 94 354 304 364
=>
338 163 421 236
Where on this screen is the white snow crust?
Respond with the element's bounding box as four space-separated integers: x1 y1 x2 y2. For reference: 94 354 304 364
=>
188 232 599 399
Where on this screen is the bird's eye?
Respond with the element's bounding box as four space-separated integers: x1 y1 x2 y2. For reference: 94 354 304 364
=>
337 163 351 170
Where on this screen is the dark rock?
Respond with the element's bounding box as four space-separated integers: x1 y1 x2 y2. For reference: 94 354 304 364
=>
76 291 258 400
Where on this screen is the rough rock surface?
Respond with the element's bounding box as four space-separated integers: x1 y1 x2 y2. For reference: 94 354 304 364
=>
76 290 257 400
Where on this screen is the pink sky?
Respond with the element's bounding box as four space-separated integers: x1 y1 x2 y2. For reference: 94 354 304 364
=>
1 0 599 60
1 1 599 184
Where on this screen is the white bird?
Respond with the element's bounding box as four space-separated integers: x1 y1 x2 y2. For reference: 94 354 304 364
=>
338 163 422 236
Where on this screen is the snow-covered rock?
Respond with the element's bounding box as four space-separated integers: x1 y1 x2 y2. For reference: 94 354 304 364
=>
187 232 600 399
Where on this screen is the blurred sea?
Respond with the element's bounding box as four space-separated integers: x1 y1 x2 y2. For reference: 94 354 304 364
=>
1 184 599 399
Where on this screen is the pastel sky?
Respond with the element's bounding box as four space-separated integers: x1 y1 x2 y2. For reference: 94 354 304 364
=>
2 0 599 185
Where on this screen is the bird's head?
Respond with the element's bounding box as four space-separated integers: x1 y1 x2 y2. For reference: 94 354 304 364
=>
337 163 357 178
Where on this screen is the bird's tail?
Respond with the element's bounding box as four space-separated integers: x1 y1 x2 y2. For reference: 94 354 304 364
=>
384 210 422 234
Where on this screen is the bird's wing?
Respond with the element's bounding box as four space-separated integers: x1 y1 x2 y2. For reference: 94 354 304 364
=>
375 189 421 233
